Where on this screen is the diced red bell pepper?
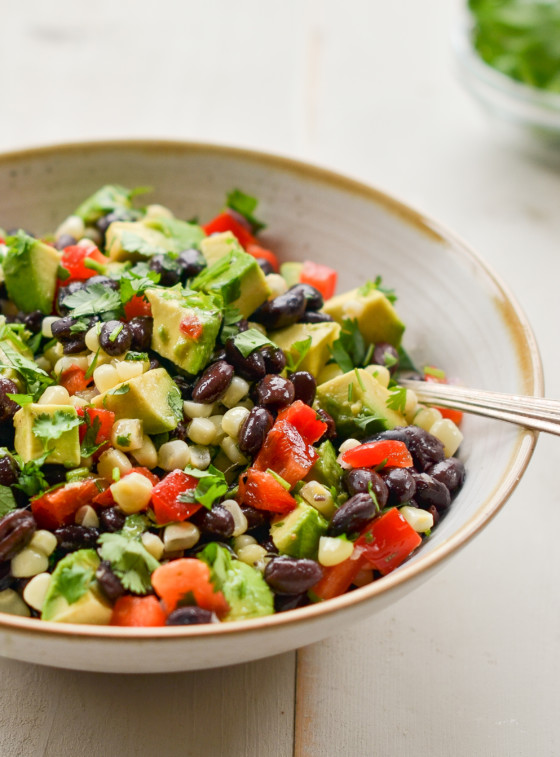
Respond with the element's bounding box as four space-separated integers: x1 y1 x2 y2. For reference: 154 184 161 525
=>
151 558 229 617
341 439 413 470
203 211 255 249
59 365 92 396
276 401 327 446
310 548 368 601
93 466 159 506
179 313 204 340
111 595 166 627
355 507 422 575
245 243 279 272
253 419 318 486
300 260 337 300
237 468 297 514
77 406 114 448
31 478 104 530
151 469 201 524
124 295 152 319
60 244 107 281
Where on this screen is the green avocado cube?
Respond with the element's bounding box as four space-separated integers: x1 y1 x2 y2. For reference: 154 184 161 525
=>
270 503 327 559
270 321 341 378
200 231 240 266
106 216 204 262
316 368 406 440
307 440 343 490
13 404 81 466
145 288 222 374
92 367 182 434
3 232 62 314
74 184 133 225
191 244 270 318
322 286 405 347
41 549 112 624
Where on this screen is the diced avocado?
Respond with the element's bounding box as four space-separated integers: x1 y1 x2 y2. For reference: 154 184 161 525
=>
307 440 343 490
3 232 62 314
92 367 181 434
14 404 81 466
322 286 405 347
145 288 222 374
270 503 327 559
280 261 303 287
41 549 112 624
270 321 341 377
199 543 274 622
192 245 269 318
315 368 406 440
74 184 134 225
106 215 205 263
199 231 239 266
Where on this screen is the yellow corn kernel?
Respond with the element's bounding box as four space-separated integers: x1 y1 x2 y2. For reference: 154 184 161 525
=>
97 447 133 480
110 471 153 514
157 440 191 471
163 522 200 552
318 536 354 567
130 434 158 469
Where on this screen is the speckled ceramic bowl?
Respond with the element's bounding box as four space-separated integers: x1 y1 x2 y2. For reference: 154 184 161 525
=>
0 140 542 673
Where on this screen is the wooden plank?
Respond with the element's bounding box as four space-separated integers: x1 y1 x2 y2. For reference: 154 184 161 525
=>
0 652 297 757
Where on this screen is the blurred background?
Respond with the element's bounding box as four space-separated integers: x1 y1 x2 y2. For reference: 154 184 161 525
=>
1 1 560 755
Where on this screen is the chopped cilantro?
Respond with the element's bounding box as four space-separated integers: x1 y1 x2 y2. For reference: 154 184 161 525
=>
0 337 54 399
55 562 95 605
285 336 312 372
220 305 244 344
225 189 266 233
80 414 104 458
0 485 17 517
167 389 184 422
63 281 122 319
32 410 82 450
108 323 123 342
179 465 228 510
116 434 130 447
386 385 407 413
84 347 100 380
13 454 49 497
330 318 368 373
118 265 160 304
119 231 167 258
358 276 397 304
233 328 277 358
107 383 130 396
98 532 161 594
125 351 149 362
347 382 354 402
6 393 33 407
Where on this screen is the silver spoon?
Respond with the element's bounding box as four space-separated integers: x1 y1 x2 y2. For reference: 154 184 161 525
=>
399 379 560 436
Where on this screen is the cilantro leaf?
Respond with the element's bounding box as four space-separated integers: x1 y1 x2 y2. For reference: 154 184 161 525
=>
63 282 122 319
0 485 17 517
167 388 184 422
119 231 167 258
386 385 407 413
285 336 312 372
33 410 82 449
219 305 244 344
233 328 277 358
118 267 160 305
98 532 160 595
180 465 229 510
13 453 49 497
0 338 54 399
330 318 368 373
56 562 96 605
80 413 104 458
358 276 397 304
7 393 33 407
225 189 266 233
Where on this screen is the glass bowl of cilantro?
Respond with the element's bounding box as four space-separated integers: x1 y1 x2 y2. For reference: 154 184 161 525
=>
455 0 560 144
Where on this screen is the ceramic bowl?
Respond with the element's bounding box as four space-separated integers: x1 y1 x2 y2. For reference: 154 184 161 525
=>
0 140 541 673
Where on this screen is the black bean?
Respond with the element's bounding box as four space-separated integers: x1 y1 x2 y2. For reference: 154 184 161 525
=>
191 505 234 539
427 458 465 495
239 503 269 530
96 560 125 601
56 280 85 315
96 209 139 235
169 420 189 442
51 316 80 341
372 342 399 373
173 375 195 401
166 607 216 625
261 346 286 375
62 334 87 354
55 525 100 553
148 254 181 287
0 453 18 487
86 275 120 291
99 507 126 533
21 310 42 334
54 233 77 250
289 283 324 311
252 289 307 330
260 536 279 555
274 593 309 612
225 338 267 381
254 375 295 410
264 556 323 595
177 248 206 280
298 311 334 324
411 472 451 512
209 348 227 365
427 504 441 526
6 228 34 237
238 407 274 457
344 468 388 508
149 358 160 371
99 320 133 356
289 371 316 406
0 377 20 422
367 426 444 472
328 492 377 537
41 464 68 487
192 360 234 404
316 408 336 441
128 316 153 351
257 258 274 275
0 510 36 561
380 467 416 505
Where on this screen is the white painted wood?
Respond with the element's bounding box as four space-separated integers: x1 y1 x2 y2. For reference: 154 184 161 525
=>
0 0 559 754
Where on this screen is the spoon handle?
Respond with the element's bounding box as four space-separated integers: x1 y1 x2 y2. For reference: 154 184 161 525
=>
400 379 560 436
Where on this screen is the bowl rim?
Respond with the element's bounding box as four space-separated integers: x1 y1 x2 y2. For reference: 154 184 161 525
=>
0 138 542 642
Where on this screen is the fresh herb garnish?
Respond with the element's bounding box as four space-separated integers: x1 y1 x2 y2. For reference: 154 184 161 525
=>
55 562 95 605
13 453 49 497
386 385 407 413
225 189 266 233
80 413 104 458
357 276 397 304
98 532 161 594
63 281 122 319
6 393 33 407
0 485 17 517
233 328 277 358
118 264 160 304
285 336 312 372
32 410 82 450
330 318 368 372
179 465 229 510
0 337 54 399
220 305 244 344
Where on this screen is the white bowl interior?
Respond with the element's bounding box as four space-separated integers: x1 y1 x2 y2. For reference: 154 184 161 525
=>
0 142 541 672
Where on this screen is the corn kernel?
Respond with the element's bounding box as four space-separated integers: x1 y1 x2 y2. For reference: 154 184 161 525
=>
183 400 215 419
55 214 85 241
300 481 336 518
221 499 248 536
208 415 226 443
41 316 60 339
110 471 153 514
85 324 101 352
0 589 30 617
29 529 57 557
221 406 250 439
163 522 200 552
265 273 288 298
130 435 158 469
430 418 463 457
93 363 120 393
141 532 165 561
364 364 390 388
54 356 90 376
189 445 211 470
220 377 249 408
237 544 268 570
115 359 145 383
338 438 361 454
188 418 217 446
97 448 132 480
23 572 52 612
233 534 257 553
111 418 144 452
75 505 100 529
11 547 49 578
38 385 71 406
70 395 89 409
400 505 434 533
414 406 443 432
220 436 248 465
404 389 419 423
318 536 354 567
145 203 174 219
157 439 191 471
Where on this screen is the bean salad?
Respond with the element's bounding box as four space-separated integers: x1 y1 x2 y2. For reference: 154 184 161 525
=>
0 186 465 627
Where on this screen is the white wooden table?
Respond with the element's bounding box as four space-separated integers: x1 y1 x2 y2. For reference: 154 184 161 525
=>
1 1 559 754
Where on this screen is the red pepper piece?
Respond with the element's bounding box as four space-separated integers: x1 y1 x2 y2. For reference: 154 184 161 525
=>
151 469 201 524
31 478 104 530
300 260 337 300
111 595 166 627
310 548 368 601
60 244 107 281
276 401 327 446
124 295 152 319
203 211 256 249
151 558 229 617
341 440 413 469
237 468 297 514
355 508 422 575
59 365 92 396
253 419 318 486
